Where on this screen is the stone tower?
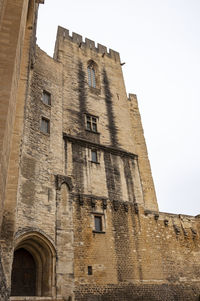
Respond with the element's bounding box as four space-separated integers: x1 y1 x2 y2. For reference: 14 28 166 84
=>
1 3 200 301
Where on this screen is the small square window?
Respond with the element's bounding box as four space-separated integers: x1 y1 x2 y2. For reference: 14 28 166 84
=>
91 150 98 163
94 216 102 232
41 117 50 134
85 114 98 133
42 91 51 105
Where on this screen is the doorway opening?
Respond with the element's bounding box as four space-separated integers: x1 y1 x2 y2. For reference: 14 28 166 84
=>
11 248 36 296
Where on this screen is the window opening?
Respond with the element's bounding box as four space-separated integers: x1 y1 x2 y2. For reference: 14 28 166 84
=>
88 65 96 88
41 117 50 134
88 266 93 275
94 216 102 232
11 248 36 296
92 117 97 132
42 91 51 105
91 150 98 163
86 115 97 132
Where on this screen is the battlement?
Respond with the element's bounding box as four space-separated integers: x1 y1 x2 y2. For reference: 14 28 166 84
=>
55 26 120 63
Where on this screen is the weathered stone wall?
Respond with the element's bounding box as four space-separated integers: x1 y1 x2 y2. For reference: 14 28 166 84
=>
128 94 158 211
0 253 9 301
7 25 200 301
75 283 200 301
15 46 74 298
0 0 29 235
54 26 158 212
16 47 63 236
0 0 41 298
73 199 200 300
0 0 6 28
55 26 136 153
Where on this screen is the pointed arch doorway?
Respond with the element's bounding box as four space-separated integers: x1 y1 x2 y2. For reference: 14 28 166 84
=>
11 231 56 297
11 248 36 296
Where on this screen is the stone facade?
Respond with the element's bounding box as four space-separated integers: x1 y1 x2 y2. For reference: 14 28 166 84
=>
1 3 200 301
0 0 43 300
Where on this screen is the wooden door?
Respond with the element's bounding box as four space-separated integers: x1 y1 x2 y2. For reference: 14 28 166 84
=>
11 248 36 296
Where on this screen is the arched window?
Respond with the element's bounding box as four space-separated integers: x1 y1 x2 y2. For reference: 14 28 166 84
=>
87 61 97 88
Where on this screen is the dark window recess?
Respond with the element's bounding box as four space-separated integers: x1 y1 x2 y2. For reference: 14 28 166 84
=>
42 91 51 105
91 150 98 163
94 216 102 232
86 115 97 132
88 266 93 275
41 117 50 134
87 66 96 88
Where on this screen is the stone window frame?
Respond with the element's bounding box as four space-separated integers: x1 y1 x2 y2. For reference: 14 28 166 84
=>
41 90 51 106
40 116 50 135
87 64 96 88
85 113 99 133
90 149 99 164
92 212 105 234
88 266 93 275
94 215 102 231
87 60 100 92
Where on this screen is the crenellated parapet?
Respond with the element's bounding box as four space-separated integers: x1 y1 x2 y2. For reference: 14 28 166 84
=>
54 26 120 63
144 209 200 239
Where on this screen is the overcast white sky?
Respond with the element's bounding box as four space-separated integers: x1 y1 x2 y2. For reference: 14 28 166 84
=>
36 0 200 216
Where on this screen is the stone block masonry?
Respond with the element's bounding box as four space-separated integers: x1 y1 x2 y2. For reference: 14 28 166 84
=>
0 0 43 299
0 8 200 300
10 26 200 300
54 26 120 63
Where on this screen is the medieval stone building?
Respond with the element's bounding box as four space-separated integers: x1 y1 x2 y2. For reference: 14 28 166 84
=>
1 1 200 301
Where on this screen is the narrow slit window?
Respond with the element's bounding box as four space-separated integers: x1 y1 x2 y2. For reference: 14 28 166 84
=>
88 266 93 275
41 117 50 134
86 116 92 131
94 216 102 232
92 117 97 132
88 66 96 88
42 91 51 105
91 150 97 163
91 68 96 88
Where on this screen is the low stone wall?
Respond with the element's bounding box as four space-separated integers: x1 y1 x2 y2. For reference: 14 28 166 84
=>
75 283 200 301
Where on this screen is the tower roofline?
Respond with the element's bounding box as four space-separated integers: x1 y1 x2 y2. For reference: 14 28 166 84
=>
55 26 121 63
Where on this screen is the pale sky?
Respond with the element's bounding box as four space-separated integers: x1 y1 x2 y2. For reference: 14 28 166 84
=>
36 0 200 216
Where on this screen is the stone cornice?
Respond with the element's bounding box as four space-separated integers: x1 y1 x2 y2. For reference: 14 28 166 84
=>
63 133 137 159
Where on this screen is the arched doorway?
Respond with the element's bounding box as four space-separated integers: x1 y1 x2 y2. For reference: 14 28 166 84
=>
11 248 36 296
11 231 56 297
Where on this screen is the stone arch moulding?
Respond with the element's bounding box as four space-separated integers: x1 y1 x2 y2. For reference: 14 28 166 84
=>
55 174 73 191
12 230 56 298
87 59 100 90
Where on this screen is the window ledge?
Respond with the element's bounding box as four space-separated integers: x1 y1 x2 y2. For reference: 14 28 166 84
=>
90 160 100 164
88 87 101 95
85 129 100 135
41 100 51 108
40 131 50 136
92 230 106 234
